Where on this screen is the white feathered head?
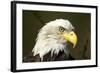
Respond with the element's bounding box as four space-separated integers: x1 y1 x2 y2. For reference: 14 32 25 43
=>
32 19 77 60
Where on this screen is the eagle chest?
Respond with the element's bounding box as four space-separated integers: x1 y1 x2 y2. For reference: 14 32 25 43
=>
23 51 74 62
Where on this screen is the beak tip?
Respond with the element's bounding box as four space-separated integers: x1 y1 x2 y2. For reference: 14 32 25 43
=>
73 45 75 48
73 43 77 48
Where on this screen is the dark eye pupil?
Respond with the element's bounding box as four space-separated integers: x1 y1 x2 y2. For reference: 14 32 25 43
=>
61 28 63 31
59 27 65 32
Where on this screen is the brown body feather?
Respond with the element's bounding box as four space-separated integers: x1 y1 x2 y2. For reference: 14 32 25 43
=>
23 51 74 62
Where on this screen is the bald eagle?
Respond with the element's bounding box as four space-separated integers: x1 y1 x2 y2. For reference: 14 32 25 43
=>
23 19 77 62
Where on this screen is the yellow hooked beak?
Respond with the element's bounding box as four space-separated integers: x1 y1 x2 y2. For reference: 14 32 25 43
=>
63 31 77 48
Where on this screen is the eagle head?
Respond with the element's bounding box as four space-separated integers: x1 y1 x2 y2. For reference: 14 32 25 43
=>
32 19 77 61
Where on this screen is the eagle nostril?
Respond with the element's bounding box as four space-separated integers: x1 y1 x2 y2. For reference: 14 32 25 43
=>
70 33 73 35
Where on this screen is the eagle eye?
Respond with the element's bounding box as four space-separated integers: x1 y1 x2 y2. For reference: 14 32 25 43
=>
59 26 65 32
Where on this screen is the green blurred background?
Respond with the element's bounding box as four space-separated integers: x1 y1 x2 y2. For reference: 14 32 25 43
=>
23 10 91 60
